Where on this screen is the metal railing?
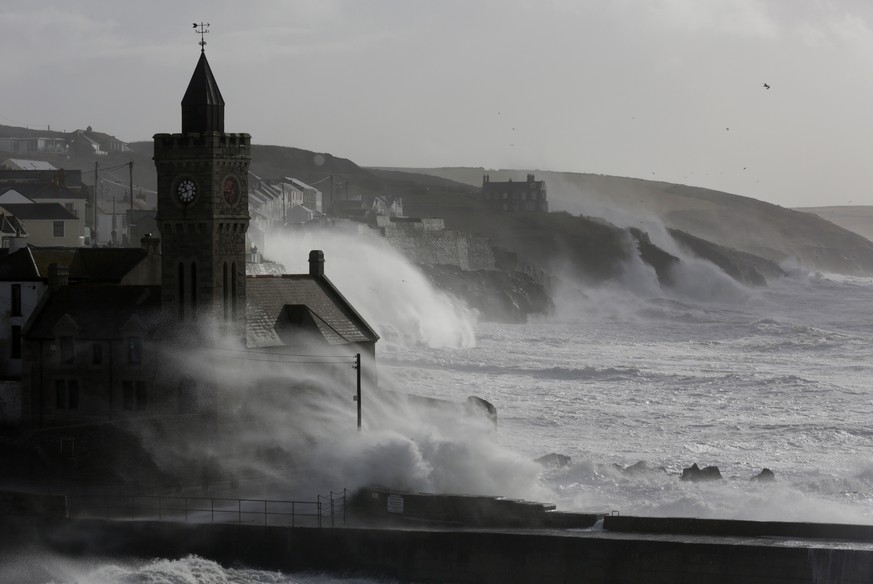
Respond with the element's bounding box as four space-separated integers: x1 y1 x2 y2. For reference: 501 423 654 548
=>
69 489 347 527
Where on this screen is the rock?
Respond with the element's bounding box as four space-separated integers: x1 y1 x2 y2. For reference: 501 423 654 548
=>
751 468 776 482
465 396 497 425
535 453 571 468
681 463 722 482
622 460 667 476
418 264 553 323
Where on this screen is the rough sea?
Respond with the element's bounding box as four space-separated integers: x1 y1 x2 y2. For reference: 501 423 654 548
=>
19 231 873 583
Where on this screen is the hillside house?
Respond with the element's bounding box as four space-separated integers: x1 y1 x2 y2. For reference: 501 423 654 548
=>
0 204 82 247
0 137 68 156
481 173 548 213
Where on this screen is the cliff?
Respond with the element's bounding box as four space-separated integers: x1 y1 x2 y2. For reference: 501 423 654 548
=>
419 264 552 324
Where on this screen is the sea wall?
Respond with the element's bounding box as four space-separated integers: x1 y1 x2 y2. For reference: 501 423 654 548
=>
34 518 873 584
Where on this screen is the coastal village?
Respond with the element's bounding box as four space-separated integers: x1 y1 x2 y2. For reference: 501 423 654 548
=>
0 48 549 485
4 33 873 584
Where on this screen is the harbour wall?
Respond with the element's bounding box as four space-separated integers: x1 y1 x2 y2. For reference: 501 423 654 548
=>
33 517 873 584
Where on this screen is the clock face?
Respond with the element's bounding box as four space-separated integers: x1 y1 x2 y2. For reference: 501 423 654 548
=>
176 178 197 204
223 176 240 207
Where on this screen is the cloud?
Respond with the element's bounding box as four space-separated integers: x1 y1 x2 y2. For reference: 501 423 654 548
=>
635 0 781 39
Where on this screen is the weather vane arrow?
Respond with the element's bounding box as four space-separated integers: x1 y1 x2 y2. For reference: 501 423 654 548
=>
193 22 210 52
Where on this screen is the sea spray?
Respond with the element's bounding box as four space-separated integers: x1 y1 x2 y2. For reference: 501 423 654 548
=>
29 553 393 584
129 313 551 504
264 229 477 349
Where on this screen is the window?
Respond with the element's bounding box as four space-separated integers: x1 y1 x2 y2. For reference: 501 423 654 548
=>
53 221 65 237
231 262 237 318
68 380 79 409
190 263 198 311
10 325 20 359
59 336 74 364
92 343 103 365
128 336 142 364
60 437 75 459
123 380 148 411
11 284 21 316
55 379 79 410
55 380 66 410
223 263 229 319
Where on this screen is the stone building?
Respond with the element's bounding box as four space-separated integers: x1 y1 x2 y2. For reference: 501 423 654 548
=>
481 173 548 213
20 48 378 479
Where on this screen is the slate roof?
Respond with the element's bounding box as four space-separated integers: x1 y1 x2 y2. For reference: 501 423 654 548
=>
29 249 76 277
0 247 148 283
246 275 379 348
0 182 86 200
1 159 57 171
0 203 77 221
182 51 225 133
67 248 148 281
24 285 162 340
0 247 38 281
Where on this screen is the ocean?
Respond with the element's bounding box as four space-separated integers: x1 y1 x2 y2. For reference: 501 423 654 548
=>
21 231 873 582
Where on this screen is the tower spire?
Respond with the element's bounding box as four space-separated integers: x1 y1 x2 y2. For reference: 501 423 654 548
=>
193 22 210 53
181 30 225 134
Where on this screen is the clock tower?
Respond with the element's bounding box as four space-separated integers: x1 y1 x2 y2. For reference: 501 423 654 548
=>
154 47 250 338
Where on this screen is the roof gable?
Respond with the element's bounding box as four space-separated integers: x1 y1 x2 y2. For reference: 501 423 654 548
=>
246 275 379 349
25 285 162 340
0 247 39 281
0 189 35 204
0 203 78 220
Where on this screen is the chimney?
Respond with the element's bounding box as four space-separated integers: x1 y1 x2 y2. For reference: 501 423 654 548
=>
309 250 325 277
48 263 69 290
8 225 27 253
140 233 160 256
527 174 535 183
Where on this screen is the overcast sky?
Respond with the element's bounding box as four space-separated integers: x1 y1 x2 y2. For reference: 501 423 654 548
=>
4 0 873 208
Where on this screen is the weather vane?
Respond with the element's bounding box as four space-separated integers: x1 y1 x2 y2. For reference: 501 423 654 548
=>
193 22 210 52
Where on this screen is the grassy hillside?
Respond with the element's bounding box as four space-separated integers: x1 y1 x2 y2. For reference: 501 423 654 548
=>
799 206 873 243
6 133 867 280
398 167 873 275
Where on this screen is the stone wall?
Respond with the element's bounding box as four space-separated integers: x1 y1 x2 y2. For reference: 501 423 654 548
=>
374 216 495 270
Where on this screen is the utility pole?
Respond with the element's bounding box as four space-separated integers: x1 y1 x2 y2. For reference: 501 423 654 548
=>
129 160 134 245
355 353 362 430
93 162 99 246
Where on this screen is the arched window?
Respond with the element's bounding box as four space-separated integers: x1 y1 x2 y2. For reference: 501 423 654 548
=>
223 262 229 319
177 262 185 319
191 262 198 313
231 262 237 318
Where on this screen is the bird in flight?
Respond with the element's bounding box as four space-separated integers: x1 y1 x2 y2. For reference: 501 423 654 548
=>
763 83 771 89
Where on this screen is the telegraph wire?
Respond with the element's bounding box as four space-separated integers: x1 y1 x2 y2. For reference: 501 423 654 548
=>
79 162 134 175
